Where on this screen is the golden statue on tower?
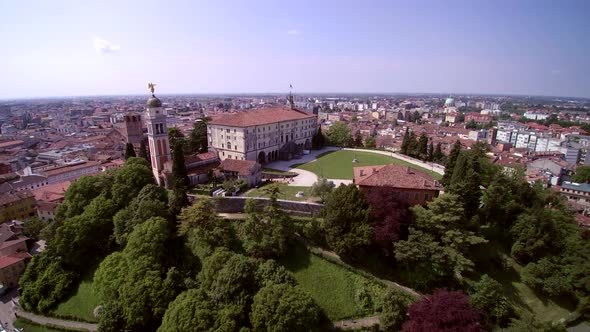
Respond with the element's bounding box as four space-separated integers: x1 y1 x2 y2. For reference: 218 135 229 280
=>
148 82 156 95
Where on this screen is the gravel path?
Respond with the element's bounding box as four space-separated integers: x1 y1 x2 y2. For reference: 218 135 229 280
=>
17 310 98 332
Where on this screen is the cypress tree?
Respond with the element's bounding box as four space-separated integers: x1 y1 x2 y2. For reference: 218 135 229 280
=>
354 131 363 147
124 143 136 160
170 142 189 216
400 128 410 155
418 133 428 160
442 140 462 186
427 142 434 162
138 139 149 163
434 142 444 161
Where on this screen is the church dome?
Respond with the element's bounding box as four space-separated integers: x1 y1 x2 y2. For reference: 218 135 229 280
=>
146 95 162 108
444 97 454 106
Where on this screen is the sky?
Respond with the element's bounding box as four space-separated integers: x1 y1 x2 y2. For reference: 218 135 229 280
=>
1 0 589 99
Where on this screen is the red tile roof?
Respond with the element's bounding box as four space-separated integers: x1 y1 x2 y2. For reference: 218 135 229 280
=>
354 164 441 190
31 181 71 202
218 159 259 176
209 107 316 127
184 151 219 165
0 252 31 269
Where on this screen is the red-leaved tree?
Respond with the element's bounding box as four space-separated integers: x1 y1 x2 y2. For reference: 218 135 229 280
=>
366 189 411 255
402 289 484 332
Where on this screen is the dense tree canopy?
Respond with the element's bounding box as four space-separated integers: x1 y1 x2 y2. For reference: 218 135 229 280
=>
572 166 590 183
469 275 513 326
403 289 484 332
322 184 372 258
395 194 487 289
380 289 413 332
326 122 353 147
250 283 321 332
241 187 294 258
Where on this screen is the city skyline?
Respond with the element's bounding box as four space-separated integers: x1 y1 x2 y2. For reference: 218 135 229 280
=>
2 0 590 99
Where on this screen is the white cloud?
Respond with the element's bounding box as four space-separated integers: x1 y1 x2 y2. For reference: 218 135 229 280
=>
287 29 300 35
94 37 120 53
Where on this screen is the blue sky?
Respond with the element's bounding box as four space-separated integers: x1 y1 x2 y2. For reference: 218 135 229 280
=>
1 0 589 98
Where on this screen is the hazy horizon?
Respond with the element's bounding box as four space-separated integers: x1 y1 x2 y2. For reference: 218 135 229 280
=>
2 0 589 99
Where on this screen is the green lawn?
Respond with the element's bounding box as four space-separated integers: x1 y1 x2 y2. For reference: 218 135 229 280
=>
294 150 441 180
244 183 319 202
280 242 385 320
52 269 99 322
13 318 64 332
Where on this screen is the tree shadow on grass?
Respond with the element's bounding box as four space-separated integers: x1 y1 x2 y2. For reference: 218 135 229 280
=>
279 241 311 273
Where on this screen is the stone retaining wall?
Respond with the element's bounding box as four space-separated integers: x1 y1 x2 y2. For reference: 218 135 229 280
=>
196 196 323 216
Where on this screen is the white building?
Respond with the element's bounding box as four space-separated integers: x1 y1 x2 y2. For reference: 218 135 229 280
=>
524 112 550 121
207 107 317 164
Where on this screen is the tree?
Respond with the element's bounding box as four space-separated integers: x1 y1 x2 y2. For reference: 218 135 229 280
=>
522 256 573 297
400 128 410 155
380 289 413 332
124 143 136 160
310 178 335 202
111 159 155 208
113 184 170 246
23 217 46 240
178 199 233 254
510 208 573 264
433 143 443 162
188 119 209 153
138 139 149 164
250 284 321 332
442 140 461 186
354 131 363 147
208 254 258 305
311 127 325 150
418 133 428 160
402 289 484 332
573 166 590 183
255 259 296 288
326 122 353 147
427 142 434 162
170 142 190 216
19 253 77 313
168 127 186 151
447 152 483 219
242 186 293 258
322 184 372 258
469 275 513 326
395 194 487 288
465 120 478 129
158 288 217 332
57 174 113 219
94 217 179 331
365 136 376 149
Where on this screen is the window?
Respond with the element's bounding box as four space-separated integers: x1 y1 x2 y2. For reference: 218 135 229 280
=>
414 193 419 200
405 193 410 200
424 193 430 200
226 129 230 133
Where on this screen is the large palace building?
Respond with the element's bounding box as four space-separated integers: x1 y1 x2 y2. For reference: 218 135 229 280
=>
207 107 317 164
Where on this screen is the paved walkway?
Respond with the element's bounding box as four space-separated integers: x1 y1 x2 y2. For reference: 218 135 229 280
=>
16 310 98 332
266 147 339 187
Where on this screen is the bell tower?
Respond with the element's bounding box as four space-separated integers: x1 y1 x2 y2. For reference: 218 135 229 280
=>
144 83 170 185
